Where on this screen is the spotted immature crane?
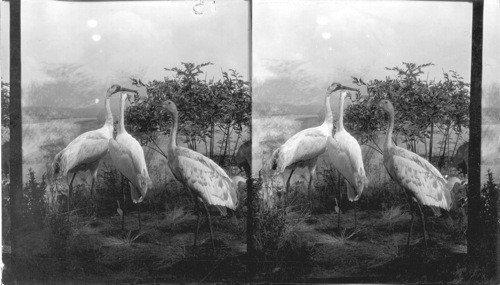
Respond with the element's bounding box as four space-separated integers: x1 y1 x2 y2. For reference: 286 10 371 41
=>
109 92 152 230
269 83 358 208
379 99 452 249
326 90 369 228
162 100 244 254
52 85 136 212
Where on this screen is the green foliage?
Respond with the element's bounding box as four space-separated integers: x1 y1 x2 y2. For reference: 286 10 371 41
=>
127 62 250 164
46 212 71 257
23 168 48 224
357 180 407 211
95 165 131 217
480 170 497 235
1 81 9 128
346 62 469 160
315 165 341 213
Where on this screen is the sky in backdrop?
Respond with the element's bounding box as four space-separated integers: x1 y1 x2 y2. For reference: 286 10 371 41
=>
1 0 249 108
253 0 500 106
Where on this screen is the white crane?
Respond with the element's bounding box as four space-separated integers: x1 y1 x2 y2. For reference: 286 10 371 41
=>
379 99 453 249
51 85 136 212
326 90 369 228
162 100 244 254
269 83 358 208
109 92 152 230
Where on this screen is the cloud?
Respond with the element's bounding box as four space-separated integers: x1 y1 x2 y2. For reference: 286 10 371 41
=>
253 0 474 105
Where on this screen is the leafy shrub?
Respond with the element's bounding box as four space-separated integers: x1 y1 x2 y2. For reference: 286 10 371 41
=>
95 165 127 217
23 168 48 225
254 174 313 278
357 180 407 211
46 212 71 257
315 165 340 214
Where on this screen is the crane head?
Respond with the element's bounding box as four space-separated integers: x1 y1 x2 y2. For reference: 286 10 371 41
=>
106 85 138 98
378 99 394 114
327 82 358 94
162 100 178 115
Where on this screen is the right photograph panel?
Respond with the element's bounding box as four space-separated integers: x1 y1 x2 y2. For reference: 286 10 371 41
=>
252 0 476 282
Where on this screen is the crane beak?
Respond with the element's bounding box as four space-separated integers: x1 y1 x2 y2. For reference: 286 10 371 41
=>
327 83 359 94
340 84 359 92
120 87 138 95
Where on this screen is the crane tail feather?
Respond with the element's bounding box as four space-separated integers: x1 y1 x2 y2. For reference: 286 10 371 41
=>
52 151 65 179
270 148 283 171
216 205 228 216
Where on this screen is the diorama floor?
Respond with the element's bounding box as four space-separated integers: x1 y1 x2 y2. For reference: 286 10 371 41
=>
2 205 469 284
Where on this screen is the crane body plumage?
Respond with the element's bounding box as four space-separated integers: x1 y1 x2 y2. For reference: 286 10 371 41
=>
162 100 243 253
168 146 239 210
379 99 453 249
383 146 451 210
109 92 152 204
51 85 136 210
269 83 358 207
327 91 368 203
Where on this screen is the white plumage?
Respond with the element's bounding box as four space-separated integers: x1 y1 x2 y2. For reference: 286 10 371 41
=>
327 91 369 202
51 85 135 209
109 92 152 204
379 99 453 249
269 82 359 207
162 100 243 253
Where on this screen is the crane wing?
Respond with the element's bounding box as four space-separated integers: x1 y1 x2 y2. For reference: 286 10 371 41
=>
327 133 368 201
392 146 445 180
388 147 451 210
58 130 110 175
109 138 138 184
276 127 328 170
174 147 237 210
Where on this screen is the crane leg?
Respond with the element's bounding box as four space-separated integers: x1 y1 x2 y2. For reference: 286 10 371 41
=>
202 201 216 255
307 164 317 210
284 169 295 212
337 172 342 230
121 175 125 231
307 173 313 210
406 199 415 250
68 172 77 214
193 198 202 247
353 201 357 229
90 177 95 197
137 203 141 231
415 202 428 249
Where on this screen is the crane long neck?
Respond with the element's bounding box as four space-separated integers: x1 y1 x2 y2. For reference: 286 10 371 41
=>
104 96 113 127
385 109 394 148
337 93 345 132
169 110 178 149
118 94 126 134
323 94 333 129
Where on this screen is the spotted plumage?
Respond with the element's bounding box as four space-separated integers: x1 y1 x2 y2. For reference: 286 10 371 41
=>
379 99 453 249
162 99 244 253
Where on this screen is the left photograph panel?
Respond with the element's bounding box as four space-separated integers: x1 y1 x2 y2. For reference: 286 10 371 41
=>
2 0 250 283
